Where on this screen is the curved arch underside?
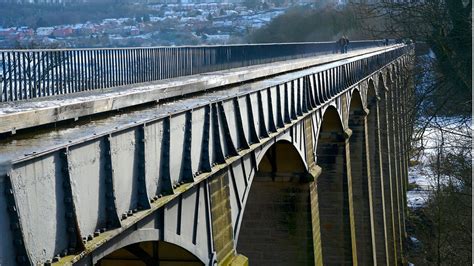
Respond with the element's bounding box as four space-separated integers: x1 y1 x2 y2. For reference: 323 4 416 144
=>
97 241 203 266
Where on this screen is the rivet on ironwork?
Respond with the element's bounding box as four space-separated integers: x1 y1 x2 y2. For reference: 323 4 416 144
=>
127 210 133 216
121 213 128 220
94 231 100 237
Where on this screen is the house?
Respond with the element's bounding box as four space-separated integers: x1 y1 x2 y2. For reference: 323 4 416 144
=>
52 27 73 37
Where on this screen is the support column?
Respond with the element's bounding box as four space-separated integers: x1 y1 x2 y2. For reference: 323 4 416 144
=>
317 131 354 265
393 78 406 260
209 172 248 266
387 85 402 264
367 95 390 265
305 117 324 266
310 180 324 266
345 128 359 266
348 109 374 265
238 175 314 265
379 85 397 265
399 63 414 257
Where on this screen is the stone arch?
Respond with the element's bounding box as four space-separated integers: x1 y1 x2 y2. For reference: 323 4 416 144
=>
237 139 314 265
317 105 345 139
348 89 374 265
351 86 367 110
315 105 353 265
255 134 309 172
349 89 364 110
257 140 307 177
96 237 204 266
368 79 377 99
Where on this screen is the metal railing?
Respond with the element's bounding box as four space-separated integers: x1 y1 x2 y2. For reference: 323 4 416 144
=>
0 40 389 102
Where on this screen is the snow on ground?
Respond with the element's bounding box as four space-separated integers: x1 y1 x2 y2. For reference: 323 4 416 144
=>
407 116 471 208
407 164 432 208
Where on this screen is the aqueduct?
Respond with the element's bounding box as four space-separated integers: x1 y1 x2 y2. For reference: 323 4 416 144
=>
0 42 413 265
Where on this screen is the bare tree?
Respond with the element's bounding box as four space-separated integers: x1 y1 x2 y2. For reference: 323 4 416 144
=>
353 0 471 110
